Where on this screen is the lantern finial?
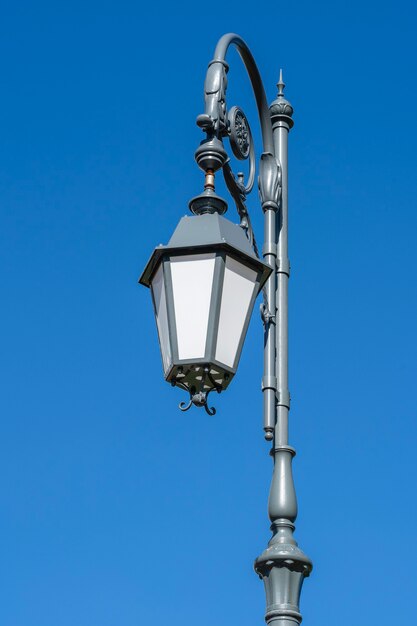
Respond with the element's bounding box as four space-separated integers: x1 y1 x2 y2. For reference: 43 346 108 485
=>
175 366 222 415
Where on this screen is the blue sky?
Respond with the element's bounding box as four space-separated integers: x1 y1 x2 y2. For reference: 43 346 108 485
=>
1 1 417 625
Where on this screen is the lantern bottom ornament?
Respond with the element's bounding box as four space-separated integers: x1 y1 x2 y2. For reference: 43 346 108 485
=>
139 212 272 414
172 363 227 416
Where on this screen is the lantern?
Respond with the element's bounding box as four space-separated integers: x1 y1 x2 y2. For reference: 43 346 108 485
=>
139 211 271 413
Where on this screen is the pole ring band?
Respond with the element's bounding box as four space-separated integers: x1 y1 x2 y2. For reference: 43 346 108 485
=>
277 257 290 275
277 389 290 407
262 376 277 391
265 608 302 621
263 242 277 256
208 58 229 70
272 445 296 456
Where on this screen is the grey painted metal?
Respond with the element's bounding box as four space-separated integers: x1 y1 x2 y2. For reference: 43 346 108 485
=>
162 257 179 366
139 211 271 413
194 32 281 445
212 33 275 155
139 33 312 626
254 71 312 626
139 212 271 289
193 36 312 626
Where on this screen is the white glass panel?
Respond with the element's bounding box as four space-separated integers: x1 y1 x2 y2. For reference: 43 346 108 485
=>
170 253 215 360
151 263 171 374
215 256 258 368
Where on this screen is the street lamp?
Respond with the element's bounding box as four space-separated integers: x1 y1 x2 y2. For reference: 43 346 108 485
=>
140 33 312 626
140 212 272 414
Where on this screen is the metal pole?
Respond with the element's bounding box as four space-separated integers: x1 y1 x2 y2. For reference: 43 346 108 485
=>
193 35 312 625
254 72 312 626
274 71 291 448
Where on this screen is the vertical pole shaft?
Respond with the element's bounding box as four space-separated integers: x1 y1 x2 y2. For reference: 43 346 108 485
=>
275 109 290 448
268 78 297 529
262 207 277 441
255 73 312 626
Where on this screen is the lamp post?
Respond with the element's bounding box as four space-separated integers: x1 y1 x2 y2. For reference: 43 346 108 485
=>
140 33 312 626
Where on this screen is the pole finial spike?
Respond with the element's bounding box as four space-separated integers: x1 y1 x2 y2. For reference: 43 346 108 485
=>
277 69 285 96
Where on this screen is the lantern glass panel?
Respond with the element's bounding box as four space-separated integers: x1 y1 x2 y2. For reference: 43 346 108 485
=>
170 253 216 360
215 255 258 368
151 263 172 375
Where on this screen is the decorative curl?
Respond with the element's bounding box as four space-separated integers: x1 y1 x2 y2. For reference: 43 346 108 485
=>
173 367 222 416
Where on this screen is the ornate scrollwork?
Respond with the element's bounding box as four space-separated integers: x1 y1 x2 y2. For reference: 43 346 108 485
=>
228 106 251 160
258 152 282 211
222 162 259 258
196 61 229 134
195 57 281 257
189 40 282 417
173 366 222 416
195 56 270 243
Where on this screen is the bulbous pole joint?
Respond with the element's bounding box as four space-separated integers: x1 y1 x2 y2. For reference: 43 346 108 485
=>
255 549 312 626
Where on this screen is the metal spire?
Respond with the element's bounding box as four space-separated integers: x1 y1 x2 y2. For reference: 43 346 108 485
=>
277 68 285 96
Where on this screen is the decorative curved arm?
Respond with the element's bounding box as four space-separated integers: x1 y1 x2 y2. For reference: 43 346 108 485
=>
192 33 281 258
195 33 274 154
212 33 275 155
190 33 281 445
